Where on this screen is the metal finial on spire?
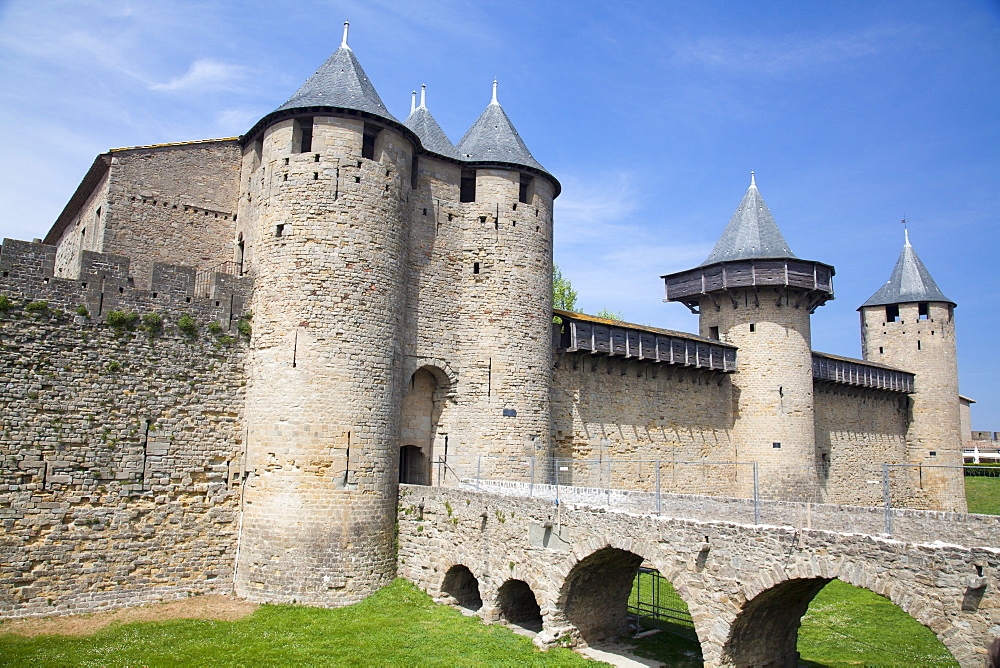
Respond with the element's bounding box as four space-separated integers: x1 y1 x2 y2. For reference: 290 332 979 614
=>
750 170 756 187
491 79 498 104
420 84 426 109
902 218 910 246
341 21 350 48
410 91 416 114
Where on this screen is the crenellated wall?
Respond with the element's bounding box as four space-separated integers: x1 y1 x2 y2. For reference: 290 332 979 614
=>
0 239 251 620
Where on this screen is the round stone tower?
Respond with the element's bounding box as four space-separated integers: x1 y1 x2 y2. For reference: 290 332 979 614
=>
859 230 965 511
662 175 834 501
232 25 419 605
453 81 558 467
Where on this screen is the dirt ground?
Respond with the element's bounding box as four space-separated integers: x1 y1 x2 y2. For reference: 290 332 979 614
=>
0 595 259 637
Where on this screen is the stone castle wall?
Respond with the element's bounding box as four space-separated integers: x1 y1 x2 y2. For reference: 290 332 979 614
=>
0 239 251 620
52 140 242 286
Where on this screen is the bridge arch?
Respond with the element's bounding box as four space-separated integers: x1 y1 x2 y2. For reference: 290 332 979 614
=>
440 563 483 611
557 546 644 644
723 572 959 667
496 579 543 630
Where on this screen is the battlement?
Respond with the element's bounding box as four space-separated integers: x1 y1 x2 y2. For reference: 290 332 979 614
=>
0 238 251 330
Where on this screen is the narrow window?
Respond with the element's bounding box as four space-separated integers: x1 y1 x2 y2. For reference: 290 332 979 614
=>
96 206 102 219
362 124 379 160
749 323 756 332
314 153 320 162
275 224 284 237
236 234 245 275
460 169 476 202
518 173 533 204
410 155 419 189
917 340 922 350
473 262 480 274
708 326 719 340
294 117 313 154
879 346 884 354
313 172 318 180
918 302 929 320
885 304 899 323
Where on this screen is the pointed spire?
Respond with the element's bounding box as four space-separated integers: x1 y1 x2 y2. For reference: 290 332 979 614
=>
274 27 398 123
404 86 459 159
862 232 954 307
700 177 796 266
456 81 546 172
410 90 416 114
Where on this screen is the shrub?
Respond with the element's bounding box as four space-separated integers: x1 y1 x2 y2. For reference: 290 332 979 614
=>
237 318 252 338
207 320 224 335
0 295 13 312
105 361 122 373
25 300 49 315
106 310 139 330
76 305 89 317
141 313 163 334
177 314 198 337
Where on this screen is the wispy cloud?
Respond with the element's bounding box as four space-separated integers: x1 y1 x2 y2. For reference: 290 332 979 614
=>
670 25 909 76
151 59 247 93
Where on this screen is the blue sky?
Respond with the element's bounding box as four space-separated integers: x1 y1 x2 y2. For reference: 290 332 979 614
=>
0 0 997 429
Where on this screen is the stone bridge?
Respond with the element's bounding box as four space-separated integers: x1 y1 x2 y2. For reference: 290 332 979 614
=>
397 484 1000 667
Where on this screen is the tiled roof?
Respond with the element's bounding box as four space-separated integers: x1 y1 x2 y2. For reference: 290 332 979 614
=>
701 179 796 266
862 234 954 307
456 99 546 172
404 106 459 160
275 45 398 124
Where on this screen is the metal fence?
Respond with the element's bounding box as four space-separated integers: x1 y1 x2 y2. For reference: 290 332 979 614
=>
433 454 999 542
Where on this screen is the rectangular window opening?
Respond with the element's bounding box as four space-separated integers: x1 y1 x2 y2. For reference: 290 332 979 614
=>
885 304 899 323
708 326 720 340
460 169 476 202
518 173 533 204
362 124 379 160
473 262 480 274
917 340 922 350
410 155 419 189
275 224 285 237
749 323 756 332
293 117 313 154
918 302 929 320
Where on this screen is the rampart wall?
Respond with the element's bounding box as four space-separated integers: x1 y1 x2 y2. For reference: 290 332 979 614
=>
0 239 251 619
814 386 909 506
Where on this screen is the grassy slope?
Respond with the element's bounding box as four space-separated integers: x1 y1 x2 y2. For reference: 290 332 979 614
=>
0 580 594 667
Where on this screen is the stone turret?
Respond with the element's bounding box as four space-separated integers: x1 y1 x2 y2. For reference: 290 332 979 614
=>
859 230 964 511
662 175 835 500
449 81 558 469
233 23 416 605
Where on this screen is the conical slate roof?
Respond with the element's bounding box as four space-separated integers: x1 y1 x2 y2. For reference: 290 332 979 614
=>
404 91 459 159
861 233 954 307
276 37 398 124
457 84 545 172
701 176 796 266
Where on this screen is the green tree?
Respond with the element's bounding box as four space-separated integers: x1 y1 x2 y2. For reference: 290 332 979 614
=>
595 308 623 321
552 263 578 312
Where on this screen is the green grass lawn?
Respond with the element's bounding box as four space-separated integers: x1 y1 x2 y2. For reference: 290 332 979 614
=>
0 580 594 667
628 573 957 667
965 474 1000 515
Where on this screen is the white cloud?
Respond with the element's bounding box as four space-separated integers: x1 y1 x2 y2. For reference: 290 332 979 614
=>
671 25 907 76
151 59 247 93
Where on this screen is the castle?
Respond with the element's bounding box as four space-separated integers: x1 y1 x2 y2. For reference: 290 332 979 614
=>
0 25 966 616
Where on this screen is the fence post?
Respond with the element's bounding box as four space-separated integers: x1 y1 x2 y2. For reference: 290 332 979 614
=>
882 462 892 536
753 462 760 525
555 459 560 506
476 454 481 491
529 455 535 498
655 460 661 516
